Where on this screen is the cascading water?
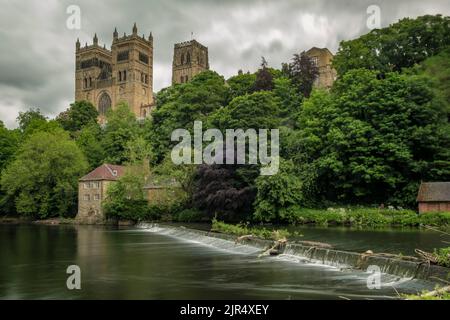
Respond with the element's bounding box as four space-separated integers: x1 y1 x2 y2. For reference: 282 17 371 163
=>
136 223 449 284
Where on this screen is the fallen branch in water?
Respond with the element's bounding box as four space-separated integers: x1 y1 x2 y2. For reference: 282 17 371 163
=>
235 235 255 244
298 241 333 249
415 249 438 264
370 252 422 262
258 238 288 258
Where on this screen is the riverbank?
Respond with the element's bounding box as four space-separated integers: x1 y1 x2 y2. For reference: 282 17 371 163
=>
266 208 450 227
2 207 450 229
0 216 77 225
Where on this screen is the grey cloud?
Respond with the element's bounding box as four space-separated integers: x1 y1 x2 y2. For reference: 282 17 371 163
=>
0 0 450 127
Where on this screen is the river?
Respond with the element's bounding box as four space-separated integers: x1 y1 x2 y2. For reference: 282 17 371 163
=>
0 224 445 300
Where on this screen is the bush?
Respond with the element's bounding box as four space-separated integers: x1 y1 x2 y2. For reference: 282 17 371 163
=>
172 208 205 222
434 247 450 268
274 207 450 227
211 218 291 240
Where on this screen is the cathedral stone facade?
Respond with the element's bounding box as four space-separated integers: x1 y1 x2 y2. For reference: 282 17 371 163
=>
305 47 337 89
172 40 209 84
75 24 154 122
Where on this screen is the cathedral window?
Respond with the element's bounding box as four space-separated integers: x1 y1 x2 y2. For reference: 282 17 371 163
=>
186 52 191 64
181 53 185 65
84 78 88 89
118 71 122 82
185 75 189 82
117 51 129 62
98 92 112 116
145 74 148 84
139 52 149 64
89 77 92 87
123 70 127 81
180 75 184 83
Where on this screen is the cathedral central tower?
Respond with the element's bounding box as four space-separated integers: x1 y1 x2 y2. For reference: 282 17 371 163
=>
75 24 154 122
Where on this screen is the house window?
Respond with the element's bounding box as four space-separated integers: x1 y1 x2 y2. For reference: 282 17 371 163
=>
83 194 90 201
83 182 89 189
94 194 100 201
92 182 99 189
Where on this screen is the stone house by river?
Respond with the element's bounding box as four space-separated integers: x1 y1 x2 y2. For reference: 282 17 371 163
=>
417 182 450 213
76 164 181 223
76 164 125 224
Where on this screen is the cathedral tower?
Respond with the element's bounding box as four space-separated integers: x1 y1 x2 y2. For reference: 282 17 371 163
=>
75 24 154 123
172 39 209 84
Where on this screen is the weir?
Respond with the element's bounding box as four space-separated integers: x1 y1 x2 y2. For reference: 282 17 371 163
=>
137 223 450 283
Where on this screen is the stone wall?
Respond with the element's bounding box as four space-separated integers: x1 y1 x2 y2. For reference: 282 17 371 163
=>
76 180 113 224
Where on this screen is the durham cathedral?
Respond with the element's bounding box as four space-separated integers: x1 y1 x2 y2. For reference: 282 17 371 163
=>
75 23 209 122
75 24 335 122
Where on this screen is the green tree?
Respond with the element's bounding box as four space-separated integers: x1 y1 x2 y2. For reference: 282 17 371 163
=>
1 130 88 218
294 69 450 206
0 122 20 173
253 159 303 222
284 52 319 98
193 91 283 220
209 91 281 130
272 77 303 126
17 108 46 132
149 71 229 163
227 72 257 100
333 15 450 76
102 102 140 164
253 57 274 92
75 122 106 170
21 118 64 139
103 170 149 221
57 101 99 132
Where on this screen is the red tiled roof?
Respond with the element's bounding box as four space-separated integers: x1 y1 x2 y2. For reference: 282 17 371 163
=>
417 182 450 202
79 164 126 181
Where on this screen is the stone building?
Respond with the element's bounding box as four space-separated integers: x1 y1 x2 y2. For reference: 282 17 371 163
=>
417 182 450 214
144 178 182 205
75 24 154 123
172 39 209 84
76 164 125 224
305 47 337 89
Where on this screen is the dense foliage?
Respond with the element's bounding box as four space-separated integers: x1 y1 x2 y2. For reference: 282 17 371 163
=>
288 69 450 207
1 130 88 218
333 15 450 75
56 101 99 132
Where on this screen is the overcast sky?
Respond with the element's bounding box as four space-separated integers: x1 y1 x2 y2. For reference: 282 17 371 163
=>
0 0 449 128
